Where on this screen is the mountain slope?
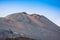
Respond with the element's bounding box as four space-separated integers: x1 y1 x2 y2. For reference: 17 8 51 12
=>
0 12 60 40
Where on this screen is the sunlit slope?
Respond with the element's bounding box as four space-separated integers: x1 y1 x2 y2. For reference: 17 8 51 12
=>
0 12 60 40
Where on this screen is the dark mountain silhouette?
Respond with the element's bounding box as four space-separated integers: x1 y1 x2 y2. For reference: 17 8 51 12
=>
0 12 60 40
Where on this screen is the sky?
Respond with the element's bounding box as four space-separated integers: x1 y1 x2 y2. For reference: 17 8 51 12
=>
0 0 60 26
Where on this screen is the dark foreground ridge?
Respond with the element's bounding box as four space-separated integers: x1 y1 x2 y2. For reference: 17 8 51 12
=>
0 12 60 40
5 37 35 40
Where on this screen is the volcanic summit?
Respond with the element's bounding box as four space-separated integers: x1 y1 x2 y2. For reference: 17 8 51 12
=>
0 12 60 40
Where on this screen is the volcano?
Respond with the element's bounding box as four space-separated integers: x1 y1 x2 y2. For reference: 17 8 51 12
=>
0 12 60 40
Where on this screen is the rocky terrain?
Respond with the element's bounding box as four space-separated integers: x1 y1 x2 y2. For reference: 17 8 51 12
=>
0 12 60 40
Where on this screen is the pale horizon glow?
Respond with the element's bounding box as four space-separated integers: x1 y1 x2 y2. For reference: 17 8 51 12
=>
0 0 60 27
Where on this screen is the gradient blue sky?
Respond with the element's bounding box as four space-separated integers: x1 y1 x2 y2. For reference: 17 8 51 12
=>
0 0 60 26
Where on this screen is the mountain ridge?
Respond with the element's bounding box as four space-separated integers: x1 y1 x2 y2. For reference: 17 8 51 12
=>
0 12 60 40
